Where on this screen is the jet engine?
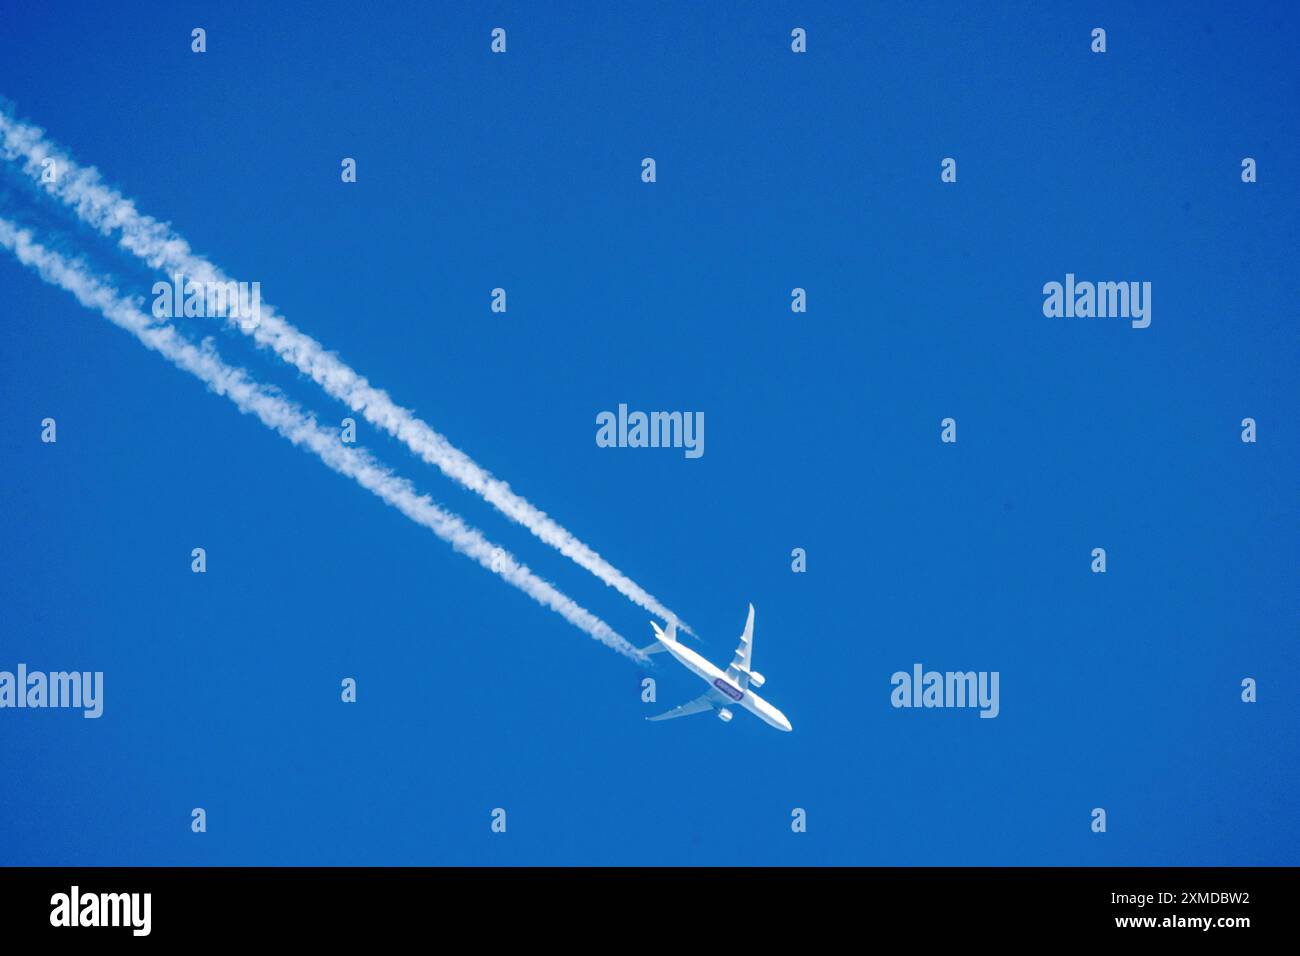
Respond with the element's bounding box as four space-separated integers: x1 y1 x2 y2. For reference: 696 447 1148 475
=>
747 671 766 688
717 707 733 723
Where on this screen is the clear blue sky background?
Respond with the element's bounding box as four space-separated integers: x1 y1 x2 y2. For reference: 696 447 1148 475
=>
1 1 1296 865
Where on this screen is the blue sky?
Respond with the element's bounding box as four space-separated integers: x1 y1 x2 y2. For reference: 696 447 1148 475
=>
1 1 1297 865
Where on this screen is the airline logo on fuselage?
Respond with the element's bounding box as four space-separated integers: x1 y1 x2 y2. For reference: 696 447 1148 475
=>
713 678 744 702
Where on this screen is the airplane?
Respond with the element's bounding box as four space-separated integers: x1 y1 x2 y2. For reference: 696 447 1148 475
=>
641 604 793 732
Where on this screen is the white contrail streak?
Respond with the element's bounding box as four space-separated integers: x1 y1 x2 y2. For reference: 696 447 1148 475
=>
0 109 689 634
0 216 647 663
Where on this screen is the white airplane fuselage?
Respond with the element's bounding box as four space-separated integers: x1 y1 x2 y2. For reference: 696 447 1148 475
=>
658 634 793 732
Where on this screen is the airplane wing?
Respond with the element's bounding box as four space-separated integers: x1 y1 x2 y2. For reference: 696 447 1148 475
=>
646 693 715 722
725 603 756 689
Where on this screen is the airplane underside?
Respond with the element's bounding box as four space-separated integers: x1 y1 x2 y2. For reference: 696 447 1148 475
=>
642 605 793 732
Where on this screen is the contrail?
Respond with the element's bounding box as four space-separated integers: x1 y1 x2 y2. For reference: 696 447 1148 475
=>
0 216 648 663
0 108 689 635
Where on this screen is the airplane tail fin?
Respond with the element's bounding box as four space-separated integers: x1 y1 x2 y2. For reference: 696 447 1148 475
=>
639 619 677 656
